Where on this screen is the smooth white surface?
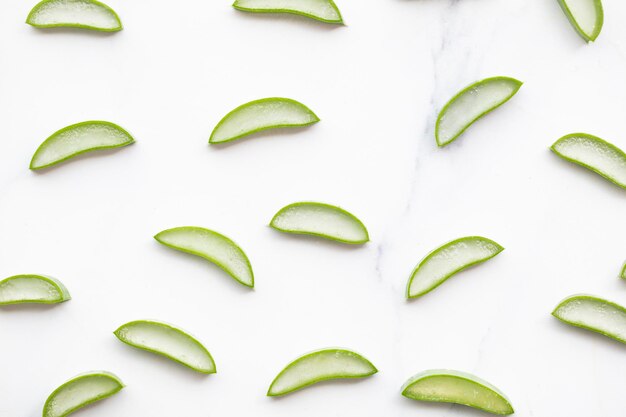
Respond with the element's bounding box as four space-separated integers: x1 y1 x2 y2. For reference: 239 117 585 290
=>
1 1 626 416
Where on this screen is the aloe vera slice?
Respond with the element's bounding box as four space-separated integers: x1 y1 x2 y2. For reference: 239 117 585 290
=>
43 371 124 417
30 121 134 170
0 274 70 305
557 0 603 42
268 348 377 396
154 226 254 288
406 236 503 299
436 77 522 147
402 370 514 415
551 133 626 189
26 0 122 31
552 294 626 344
270 202 369 244
232 0 343 24
621 263 626 280
209 98 319 144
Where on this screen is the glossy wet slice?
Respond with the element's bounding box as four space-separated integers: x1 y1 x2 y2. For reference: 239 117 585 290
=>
26 0 122 31
0 274 70 305
557 0 603 42
232 0 343 24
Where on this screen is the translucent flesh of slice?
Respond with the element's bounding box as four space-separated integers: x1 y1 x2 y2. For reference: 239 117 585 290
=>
44 372 123 417
114 320 216 373
558 0 603 41
233 0 342 23
402 370 514 415
0 275 70 305
621 263 626 280
210 98 319 144
268 348 377 396
155 227 254 287
27 0 122 31
407 237 503 298
552 295 626 343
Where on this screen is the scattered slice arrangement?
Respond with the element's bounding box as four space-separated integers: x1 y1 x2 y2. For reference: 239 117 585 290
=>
43 371 124 417
552 294 626 344
435 77 522 147
26 0 123 31
557 0 603 42
232 0 343 24
268 348 377 396
270 202 369 244
114 320 216 374
406 236 504 299
402 370 514 415
155 226 254 288
0 274 70 305
551 133 626 189
209 97 319 144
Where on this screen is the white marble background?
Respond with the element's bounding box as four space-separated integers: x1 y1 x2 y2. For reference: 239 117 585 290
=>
1 0 625 416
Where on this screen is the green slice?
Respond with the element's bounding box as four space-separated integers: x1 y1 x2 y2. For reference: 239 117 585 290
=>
621 262 626 280
557 0 603 42
232 0 343 24
209 98 319 144
43 371 124 417
407 236 504 299
30 121 134 170
552 294 626 344
26 0 122 31
551 133 626 189
268 348 377 396
436 77 522 147
402 370 514 415
270 202 369 244
114 320 216 374
154 226 254 288
0 274 70 305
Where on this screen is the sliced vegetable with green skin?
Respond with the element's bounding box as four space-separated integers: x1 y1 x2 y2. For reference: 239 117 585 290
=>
43 371 124 417
210 98 319 144
0 274 70 305
621 262 626 280
551 133 626 189
557 0 603 42
552 294 626 344
436 77 522 147
155 227 254 288
268 348 377 396
402 370 514 415
270 202 369 244
30 121 134 170
406 236 503 299
232 0 343 24
27 0 122 31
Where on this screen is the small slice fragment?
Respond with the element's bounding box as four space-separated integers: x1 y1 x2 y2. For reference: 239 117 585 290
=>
30 121 134 170
210 98 319 144
621 262 626 280
233 0 343 24
26 0 122 31
154 226 254 288
552 294 626 344
407 236 504 299
0 274 70 305
436 77 522 147
43 371 124 417
268 348 377 396
551 133 626 189
557 0 603 42
270 202 369 244
402 370 514 415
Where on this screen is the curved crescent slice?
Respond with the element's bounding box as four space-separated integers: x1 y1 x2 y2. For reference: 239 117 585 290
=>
557 0 603 42
30 121 135 170
232 0 343 24
209 98 319 144
26 0 122 31
551 133 626 189
0 274 70 305
154 226 254 288
402 370 514 415
268 348 377 396
621 263 626 280
43 371 124 417
552 294 626 344
407 236 504 299
436 77 522 147
114 320 216 374
270 202 369 244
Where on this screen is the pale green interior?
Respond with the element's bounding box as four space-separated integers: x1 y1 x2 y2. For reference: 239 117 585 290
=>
555 297 626 341
0 276 62 303
45 375 120 417
234 0 341 21
29 0 120 29
561 0 599 37
272 204 367 242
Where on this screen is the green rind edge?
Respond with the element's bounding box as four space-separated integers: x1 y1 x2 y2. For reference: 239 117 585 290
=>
26 0 123 31
0 274 71 305
556 0 603 42
620 262 626 280
232 0 343 24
